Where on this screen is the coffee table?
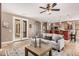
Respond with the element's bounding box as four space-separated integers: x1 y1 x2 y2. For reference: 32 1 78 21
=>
25 44 52 56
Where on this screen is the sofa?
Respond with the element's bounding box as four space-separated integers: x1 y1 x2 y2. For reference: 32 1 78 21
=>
42 33 64 52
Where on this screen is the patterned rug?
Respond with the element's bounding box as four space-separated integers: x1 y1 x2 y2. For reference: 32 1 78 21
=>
0 47 67 56
0 39 79 56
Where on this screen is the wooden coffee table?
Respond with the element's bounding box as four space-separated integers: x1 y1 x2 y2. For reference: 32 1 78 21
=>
25 45 52 56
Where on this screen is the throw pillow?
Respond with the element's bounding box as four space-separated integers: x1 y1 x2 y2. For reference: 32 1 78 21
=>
45 36 52 41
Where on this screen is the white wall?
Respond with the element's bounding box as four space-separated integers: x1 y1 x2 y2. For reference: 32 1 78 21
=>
1 12 41 42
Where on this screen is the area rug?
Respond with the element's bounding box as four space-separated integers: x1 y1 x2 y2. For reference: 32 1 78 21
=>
0 46 67 56
1 40 79 56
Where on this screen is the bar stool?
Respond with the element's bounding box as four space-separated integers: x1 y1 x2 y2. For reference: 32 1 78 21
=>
70 31 77 42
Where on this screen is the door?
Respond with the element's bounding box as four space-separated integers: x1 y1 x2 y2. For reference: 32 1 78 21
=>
22 19 28 39
13 17 21 41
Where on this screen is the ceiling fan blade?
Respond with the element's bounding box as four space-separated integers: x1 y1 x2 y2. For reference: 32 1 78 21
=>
47 4 50 8
40 10 46 13
52 3 57 7
40 7 46 9
51 9 60 11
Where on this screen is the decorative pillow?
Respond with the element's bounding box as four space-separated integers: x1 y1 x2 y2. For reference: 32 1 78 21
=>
52 34 58 41
45 36 52 41
52 34 62 42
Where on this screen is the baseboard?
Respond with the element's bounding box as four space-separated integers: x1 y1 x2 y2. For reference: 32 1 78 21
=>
2 41 13 45
2 38 29 45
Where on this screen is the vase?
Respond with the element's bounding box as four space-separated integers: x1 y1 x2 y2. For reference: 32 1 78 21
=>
39 38 41 48
34 37 37 48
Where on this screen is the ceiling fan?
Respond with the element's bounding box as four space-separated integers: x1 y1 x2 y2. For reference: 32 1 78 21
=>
40 3 60 14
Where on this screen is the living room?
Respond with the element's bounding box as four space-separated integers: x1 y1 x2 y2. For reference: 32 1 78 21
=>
0 3 79 56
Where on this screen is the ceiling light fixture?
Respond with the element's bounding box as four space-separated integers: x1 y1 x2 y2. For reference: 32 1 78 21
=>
40 3 60 15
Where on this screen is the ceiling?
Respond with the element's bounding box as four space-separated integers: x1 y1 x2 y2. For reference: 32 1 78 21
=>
2 3 79 22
